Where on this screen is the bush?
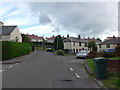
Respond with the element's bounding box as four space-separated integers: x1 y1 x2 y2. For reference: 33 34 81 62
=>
101 52 116 58
88 51 98 58
55 49 65 56
2 41 32 60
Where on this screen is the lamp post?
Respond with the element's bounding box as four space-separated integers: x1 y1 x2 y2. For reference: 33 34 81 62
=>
53 29 59 50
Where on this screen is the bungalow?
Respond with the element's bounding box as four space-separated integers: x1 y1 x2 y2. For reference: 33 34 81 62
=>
27 34 43 42
97 37 120 52
0 21 22 42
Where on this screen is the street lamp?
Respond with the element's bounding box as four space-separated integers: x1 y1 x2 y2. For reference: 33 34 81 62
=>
53 29 59 50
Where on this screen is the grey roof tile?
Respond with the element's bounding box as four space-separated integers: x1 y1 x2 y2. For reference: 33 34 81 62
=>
2 26 17 35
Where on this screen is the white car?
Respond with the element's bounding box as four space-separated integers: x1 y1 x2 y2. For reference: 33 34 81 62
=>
76 50 89 59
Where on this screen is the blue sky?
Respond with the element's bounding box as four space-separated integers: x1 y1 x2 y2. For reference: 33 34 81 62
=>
0 2 118 40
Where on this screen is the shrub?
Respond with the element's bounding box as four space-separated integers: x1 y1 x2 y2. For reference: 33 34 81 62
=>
2 41 32 60
88 51 98 58
101 52 116 58
55 49 65 56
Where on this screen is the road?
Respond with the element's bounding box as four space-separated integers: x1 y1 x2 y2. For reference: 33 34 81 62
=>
2 51 99 88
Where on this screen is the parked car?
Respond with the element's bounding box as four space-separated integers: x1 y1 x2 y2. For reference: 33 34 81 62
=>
46 48 54 52
76 50 89 59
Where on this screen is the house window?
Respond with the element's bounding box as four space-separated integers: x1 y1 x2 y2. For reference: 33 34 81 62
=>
73 49 75 53
107 44 110 48
79 49 81 51
99 45 101 48
79 42 81 46
73 42 75 46
85 43 87 47
76 49 78 53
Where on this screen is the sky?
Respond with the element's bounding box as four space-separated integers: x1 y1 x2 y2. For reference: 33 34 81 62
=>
0 1 118 40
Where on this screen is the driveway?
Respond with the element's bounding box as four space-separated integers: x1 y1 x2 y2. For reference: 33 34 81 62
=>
2 51 99 88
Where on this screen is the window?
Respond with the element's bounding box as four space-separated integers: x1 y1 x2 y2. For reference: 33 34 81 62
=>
107 44 110 48
99 45 101 48
79 42 81 46
85 43 87 47
73 49 75 53
73 42 75 46
76 49 78 53
79 49 81 51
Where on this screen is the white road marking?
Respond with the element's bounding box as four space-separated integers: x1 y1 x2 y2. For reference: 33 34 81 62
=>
75 73 80 78
15 63 18 65
70 68 73 71
9 66 13 68
0 69 4 72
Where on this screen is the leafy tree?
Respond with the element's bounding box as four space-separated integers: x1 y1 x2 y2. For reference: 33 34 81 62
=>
88 41 97 51
53 35 64 50
21 34 34 46
97 38 102 42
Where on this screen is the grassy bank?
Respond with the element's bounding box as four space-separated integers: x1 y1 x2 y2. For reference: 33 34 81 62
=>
87 59 120 88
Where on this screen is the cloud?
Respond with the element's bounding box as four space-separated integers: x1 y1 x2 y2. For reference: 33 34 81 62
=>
26 2 118 39
39 13 52 25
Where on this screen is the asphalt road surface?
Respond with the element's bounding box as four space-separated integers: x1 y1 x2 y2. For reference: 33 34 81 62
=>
2 51 99 88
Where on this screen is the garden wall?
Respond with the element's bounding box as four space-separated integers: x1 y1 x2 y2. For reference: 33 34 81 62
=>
107 60 120 73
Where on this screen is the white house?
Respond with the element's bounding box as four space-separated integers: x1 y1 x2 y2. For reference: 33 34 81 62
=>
27 34 43 42
0 21 22 42
97 37 120 52
63 37 89 53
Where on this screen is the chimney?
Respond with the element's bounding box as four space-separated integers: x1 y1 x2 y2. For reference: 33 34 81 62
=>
0 21 4 26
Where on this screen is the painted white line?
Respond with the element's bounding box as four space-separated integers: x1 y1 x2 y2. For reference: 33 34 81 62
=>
9 66 13 68
70 68 73 71
15 63 18 65
75 73 80 78
0 70 4 72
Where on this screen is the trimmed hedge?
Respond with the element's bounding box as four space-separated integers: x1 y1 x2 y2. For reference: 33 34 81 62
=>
2 41 32 60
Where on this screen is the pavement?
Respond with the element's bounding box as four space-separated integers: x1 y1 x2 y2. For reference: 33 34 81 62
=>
2 51 100 88
0 50 38 64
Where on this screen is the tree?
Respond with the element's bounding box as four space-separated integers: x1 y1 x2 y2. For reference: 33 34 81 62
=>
21 34 33 46
53 35 64 50
88 41 97 51
97 38 102 42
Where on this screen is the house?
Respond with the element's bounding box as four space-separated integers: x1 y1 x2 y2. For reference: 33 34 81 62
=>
0 21 22 42
97 37 120 52
45 35 55 43
45 35 64 43
83 37 101 45
63 35 101 53
27 34 43 42
63 36 89 53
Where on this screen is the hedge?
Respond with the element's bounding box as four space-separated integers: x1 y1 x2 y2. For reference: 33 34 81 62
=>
2 41 32 60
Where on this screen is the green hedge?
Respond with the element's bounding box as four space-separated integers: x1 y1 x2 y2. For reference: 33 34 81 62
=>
2 41 32 60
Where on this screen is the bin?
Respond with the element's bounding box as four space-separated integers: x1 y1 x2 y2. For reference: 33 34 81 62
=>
93 57 108 79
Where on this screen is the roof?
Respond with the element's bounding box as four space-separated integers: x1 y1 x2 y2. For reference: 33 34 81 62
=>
105 36 120 40
2 26 17 35
63 37 88 43
46 36 64 40
83 38 101 42
99 38 120 45
27 35 43 40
